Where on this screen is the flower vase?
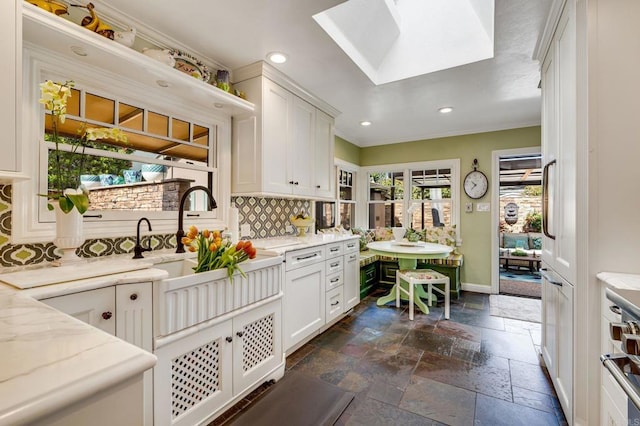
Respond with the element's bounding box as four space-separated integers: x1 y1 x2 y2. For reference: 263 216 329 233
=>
52 204 85 266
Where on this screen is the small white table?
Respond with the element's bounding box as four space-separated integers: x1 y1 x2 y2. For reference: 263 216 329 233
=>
367 241 453 314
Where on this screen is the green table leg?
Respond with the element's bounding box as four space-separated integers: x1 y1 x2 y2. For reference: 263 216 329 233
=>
376 258 435 314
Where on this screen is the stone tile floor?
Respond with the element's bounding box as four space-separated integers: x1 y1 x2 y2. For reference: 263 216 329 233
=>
219 288 567 426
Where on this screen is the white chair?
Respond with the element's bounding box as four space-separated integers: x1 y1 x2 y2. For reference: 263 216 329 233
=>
396 269 450 320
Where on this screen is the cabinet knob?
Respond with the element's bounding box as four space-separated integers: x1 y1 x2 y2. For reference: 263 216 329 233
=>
288 180 294 185
225 336 233 343
316 185 320 189
236 331 244 338
102 311 113 320
294 181 299 185
130 293 138 301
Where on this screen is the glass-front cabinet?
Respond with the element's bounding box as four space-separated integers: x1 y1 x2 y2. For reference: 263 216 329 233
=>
338 169 355 230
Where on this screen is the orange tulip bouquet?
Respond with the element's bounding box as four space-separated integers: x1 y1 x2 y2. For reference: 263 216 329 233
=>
181 225 257 279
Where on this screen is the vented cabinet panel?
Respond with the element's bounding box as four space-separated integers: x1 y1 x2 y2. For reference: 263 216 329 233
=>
233 299 282 393
154 320 233 426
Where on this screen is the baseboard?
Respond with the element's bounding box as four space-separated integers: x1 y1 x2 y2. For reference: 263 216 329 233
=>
461 282 493 294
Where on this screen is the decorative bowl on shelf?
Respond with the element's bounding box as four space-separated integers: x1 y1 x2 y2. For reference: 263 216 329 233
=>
141 164 166 182
290 216 314 237
99 174 118 186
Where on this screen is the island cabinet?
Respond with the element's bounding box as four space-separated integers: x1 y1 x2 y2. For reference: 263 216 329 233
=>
41 282 154 425
231 62 337 200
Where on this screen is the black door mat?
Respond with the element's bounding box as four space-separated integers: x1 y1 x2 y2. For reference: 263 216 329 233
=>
228 371 355 426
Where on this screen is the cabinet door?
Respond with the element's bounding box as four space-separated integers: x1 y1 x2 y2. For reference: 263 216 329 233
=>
116 282 153 426
154 320 233 426
314 109 335 198
541 272 557 378
326 286 344 324
0 0 18 172
283 262 325 352
344 251 360 310
233 299 282 393
263 79 293 195
556 277 573 425
41 287 116 335
291 96 315 196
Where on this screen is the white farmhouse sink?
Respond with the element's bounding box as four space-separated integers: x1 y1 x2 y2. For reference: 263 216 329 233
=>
151 258 198 279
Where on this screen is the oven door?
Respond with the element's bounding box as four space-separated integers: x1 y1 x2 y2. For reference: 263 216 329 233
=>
601 354 640 423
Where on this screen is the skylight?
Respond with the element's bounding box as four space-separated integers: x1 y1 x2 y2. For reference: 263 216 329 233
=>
313 0 495 85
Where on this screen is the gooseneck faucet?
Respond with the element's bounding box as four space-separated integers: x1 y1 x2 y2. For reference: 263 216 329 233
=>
176 185 217 253
133 217 152 259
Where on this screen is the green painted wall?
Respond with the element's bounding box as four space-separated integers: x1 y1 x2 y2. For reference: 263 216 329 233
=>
334 135 361 165
359 126 542 288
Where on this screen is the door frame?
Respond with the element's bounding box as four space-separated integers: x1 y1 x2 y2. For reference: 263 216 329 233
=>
490 146 542 294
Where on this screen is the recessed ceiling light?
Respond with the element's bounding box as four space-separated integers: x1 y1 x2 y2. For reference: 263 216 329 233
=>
267 52 288 64
214 103 224 109
70 46 87 57
156 80 170 88
438 106 453 114
360 121 372 126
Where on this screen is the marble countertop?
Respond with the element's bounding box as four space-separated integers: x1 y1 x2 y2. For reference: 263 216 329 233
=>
252 233 359 256
597 272 640 290
0 285 156 425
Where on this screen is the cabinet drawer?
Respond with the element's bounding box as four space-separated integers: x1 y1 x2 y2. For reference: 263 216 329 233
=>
379 261 399 284
326 256 343 274
326 242 343 259
326 271 343 291
362 263 377 286
286 246 325 271
326 286 343 323
344 239 359 254
601 284 622 324
601 366 628 417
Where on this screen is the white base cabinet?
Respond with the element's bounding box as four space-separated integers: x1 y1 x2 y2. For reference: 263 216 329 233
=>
283 239 360 353
153 298 282 426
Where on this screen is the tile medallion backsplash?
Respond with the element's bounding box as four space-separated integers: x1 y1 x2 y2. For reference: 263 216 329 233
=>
232 196 311 239
0 185 311 269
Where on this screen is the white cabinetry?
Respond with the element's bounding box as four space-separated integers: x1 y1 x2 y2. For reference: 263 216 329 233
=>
541 3 576 285
232 63 336 200
41 282 154 425
541 269 573 425
0 0 19 176
153 299 282 426
343 239 360 310
283 245 326 351
283 238 360 353
42 287 116 335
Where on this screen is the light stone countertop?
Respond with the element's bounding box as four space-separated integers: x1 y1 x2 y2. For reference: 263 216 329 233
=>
597 272 640 290
252 233 359 256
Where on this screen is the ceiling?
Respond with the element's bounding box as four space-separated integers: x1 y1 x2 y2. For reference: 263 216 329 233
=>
97 0 552 148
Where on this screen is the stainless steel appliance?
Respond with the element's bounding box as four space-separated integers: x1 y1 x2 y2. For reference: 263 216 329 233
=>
602 287 640 421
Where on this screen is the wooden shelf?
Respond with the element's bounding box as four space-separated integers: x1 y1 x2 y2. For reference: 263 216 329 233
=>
22 3 254 116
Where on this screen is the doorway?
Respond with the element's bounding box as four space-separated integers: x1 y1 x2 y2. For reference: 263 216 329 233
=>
491 148 542 298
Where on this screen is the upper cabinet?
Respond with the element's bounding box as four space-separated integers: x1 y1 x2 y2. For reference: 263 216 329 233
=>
232 62 338 200
0 0 25 181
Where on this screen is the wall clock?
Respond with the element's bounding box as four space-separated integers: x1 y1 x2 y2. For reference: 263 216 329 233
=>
463 159 488 199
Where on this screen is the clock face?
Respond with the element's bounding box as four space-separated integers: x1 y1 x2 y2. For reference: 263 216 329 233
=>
464 170 488 199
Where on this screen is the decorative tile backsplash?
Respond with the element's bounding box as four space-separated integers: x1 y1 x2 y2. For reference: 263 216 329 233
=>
0 185 310 269
232 196 311 238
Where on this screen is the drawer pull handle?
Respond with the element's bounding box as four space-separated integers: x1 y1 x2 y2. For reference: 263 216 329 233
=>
349 254 357 260
225 336 233 343
102 311 113 320
330 262 339 268
236 331 244 338
347 244 356 249
130 293 138 301
610 305 622 315
296 253 319 261
331 301 340 306
330 278 340 283
330 248 339 252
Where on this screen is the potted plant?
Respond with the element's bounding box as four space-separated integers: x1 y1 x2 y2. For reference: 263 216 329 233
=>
40 80 127 264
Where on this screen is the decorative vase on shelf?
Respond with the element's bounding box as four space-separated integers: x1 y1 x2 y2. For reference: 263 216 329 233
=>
52 203 85 266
